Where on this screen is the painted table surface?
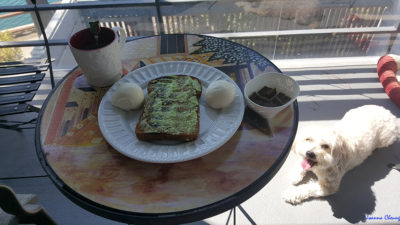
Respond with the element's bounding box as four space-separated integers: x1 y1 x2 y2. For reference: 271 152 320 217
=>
38 34 297 219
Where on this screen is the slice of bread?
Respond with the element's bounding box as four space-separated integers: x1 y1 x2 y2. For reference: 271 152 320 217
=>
135 75 202 142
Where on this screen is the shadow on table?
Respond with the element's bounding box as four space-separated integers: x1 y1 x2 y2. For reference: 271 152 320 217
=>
326 143 400 223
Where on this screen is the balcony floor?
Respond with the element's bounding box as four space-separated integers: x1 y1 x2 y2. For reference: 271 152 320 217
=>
0 59 400 225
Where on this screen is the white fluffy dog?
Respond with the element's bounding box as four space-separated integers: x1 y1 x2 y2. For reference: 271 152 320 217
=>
283 105 399 205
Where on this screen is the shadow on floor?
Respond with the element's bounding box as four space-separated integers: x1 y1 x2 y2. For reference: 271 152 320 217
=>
326 142 400 223
0 113 46 179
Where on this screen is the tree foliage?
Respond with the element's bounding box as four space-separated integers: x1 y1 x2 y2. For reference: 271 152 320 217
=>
0 31 23 62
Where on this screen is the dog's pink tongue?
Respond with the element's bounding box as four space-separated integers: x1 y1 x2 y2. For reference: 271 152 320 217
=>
301 159 312 170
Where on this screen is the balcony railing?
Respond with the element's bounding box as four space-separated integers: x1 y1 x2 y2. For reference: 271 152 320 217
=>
1 0 399 64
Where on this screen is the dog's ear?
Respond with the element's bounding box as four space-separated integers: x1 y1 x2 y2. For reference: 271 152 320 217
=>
330 131 349 164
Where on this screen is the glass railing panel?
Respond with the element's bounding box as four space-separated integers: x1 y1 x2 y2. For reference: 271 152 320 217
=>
0 0 62 62
159 0 398 33
1 0 400 63
77 6 159 37
19 5 158 63
158 0 399 60
229 32 393 60
159 0 280 34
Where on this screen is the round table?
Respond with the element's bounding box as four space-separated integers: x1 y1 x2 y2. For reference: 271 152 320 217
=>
35 34 299 224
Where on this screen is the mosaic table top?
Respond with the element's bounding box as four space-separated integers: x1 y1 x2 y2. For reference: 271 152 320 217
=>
36 34 298 223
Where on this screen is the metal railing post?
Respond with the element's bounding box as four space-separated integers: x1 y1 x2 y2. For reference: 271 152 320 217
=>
30 0 55 88
155 0 164 34
26 0 53 37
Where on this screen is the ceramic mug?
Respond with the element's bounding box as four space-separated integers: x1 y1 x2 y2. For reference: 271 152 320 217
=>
69 26 126 87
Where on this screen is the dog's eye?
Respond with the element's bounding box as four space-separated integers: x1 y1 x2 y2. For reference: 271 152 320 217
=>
321 144 330 150
305 137 313 142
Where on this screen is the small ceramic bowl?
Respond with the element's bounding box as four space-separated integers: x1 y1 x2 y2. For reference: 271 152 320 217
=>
244 72 300 118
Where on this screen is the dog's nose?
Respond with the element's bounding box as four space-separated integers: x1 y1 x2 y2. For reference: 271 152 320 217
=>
306 151 316 159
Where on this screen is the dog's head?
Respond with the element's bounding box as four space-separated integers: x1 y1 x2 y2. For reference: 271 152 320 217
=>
293 127 347 171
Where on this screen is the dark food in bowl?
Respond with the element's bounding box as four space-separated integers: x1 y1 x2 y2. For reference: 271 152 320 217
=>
249 86 291 107
258 86 276 99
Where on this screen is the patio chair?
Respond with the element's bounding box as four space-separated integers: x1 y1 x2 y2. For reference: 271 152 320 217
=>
0 0 55 129
0 59 49 117
0 59 51 130
0 185 57 225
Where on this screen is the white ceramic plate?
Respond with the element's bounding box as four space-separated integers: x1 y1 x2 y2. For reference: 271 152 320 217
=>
98 61 245 163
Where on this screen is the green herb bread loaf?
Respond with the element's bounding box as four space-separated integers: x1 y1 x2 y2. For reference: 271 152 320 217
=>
135 75 202 142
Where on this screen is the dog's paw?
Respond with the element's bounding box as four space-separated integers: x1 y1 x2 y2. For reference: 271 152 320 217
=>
282 188 305 205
